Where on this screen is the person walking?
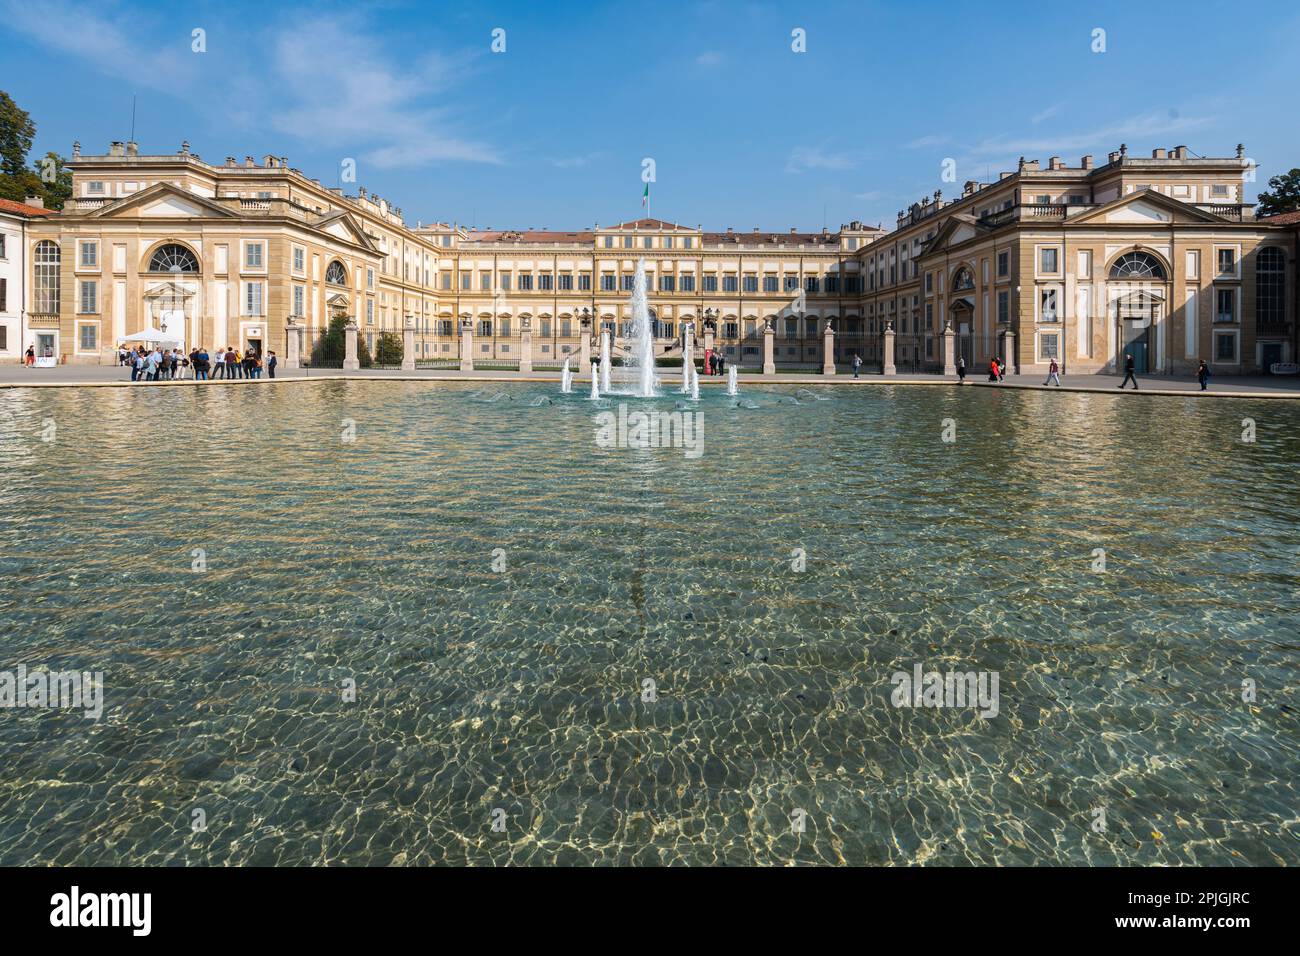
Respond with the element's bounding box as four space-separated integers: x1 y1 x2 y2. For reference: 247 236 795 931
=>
957 355 966 383
1043 356 1061 387
1197 359 1210 391
988 357 1000 382
1119 352 1139 390
852 353 862 378
267 350 278 379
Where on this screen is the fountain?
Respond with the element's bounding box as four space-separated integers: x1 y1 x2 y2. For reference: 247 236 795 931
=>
625 259 659 398
560 357 572 394
590 368 600 400
681 328 693 395
690 360 700 401
599 330 612 394
726 365 738 396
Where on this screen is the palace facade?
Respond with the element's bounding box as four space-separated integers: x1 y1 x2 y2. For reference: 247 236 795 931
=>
15 139 1298 375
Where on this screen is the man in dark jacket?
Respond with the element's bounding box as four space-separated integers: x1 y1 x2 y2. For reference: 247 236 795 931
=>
1119 352 1138 390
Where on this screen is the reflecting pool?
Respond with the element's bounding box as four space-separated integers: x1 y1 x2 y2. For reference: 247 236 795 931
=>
0 381 1296 865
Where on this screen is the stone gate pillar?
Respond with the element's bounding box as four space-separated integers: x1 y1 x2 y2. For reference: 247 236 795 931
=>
942 321 956 376
579 321 592 376
459 318 474 372
822 320 836 375
1002 329 1017 375
343 319 360 370
285 316 302 370
883 323 897 376
519 317 533 374
402 317 416 371
762 320 776 375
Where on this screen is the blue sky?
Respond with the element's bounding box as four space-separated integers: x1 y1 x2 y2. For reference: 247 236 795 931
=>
3 0 1297 231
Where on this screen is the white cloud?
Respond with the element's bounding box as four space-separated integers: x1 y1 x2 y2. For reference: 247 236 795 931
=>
549 151 608 169
905 134 947 150
786 145 860 174
971 111 1214 157
695 51 724 67
1030 103 1064 124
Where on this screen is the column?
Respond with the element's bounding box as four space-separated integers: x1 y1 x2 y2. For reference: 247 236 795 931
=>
343 319 360 370
883 323 897 376
401 317 416 371
519 319 533 373
579 324 592 376
285 317 301 369
459 319 474 372
1002 329 1017 375
822 320 836 375
941 321 956 376
762 321 776 375
703 325 715 358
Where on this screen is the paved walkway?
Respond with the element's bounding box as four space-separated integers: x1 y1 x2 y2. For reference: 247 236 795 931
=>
3 363 1299 399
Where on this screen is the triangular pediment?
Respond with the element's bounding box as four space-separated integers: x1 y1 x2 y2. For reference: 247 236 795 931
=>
311 210 377 252
1067 190 1228 225
85 182 239 220
922 214 987 254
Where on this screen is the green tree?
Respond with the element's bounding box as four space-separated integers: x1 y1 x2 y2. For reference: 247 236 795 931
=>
373 331 403 367
1256 168 1300 217
310 314 349 367
31 151 72 210
0 90 36 203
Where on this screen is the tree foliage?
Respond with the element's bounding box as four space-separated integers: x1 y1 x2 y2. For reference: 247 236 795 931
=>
0 90 73 208
1256 168 1300 218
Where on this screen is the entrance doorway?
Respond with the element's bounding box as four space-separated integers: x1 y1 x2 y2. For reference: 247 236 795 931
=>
1122 323 1150 373
1261 342 1283 373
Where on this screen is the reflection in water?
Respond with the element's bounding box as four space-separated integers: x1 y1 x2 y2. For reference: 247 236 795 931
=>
0 382 1296 865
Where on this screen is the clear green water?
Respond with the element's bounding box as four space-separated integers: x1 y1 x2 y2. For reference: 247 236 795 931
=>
0 381 1296 865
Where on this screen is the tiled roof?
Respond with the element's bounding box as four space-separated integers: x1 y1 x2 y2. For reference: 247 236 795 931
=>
606 218 695 231
465 229 595 243
704 231 834 245
1259 210 1300 226
0 197 56 218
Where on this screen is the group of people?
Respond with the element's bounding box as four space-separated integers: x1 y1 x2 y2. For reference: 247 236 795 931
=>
119 344 277 382
702 348 727 376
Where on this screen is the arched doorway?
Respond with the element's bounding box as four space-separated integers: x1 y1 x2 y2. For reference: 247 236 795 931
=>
143 243 201 350
1108 251 1168 373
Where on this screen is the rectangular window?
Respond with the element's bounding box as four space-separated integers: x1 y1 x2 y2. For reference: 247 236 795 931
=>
703 275 717 292
1040 248 1058 273
1039 333 1059 361
293 247 305 273
724 321 738 338
79 241 98 268
660 275 675 292
367 268 375 290
680 274 695 292
723 276 738 293
683 237 693 249
743 275 758 293
997 251 1009 277
461 273 471 290
1212 184 1230 197
577 274 590 291
480 272 492 291
245 242 264 269
642 237 653 249
604 236 614 248
601 274 616 291
366 301 374 324
805 277 819 293
825 275 839 293
1040 288 1058 322
519 274 534 291
925 272 933 293
1217 248 1235 275
997 291 1009 324
79 280 97 313
621 275 635 292
1215 331 1237 361
501 272 512 291
441 272 452 290
540 319 551 337
293 285 305 316
0 235 5 259
479 320 492 337
1185 250 1200 280
1076 250 1091 279
0 278 5 312
763 276 778 293
662 237 673 249
499 319 511 337
243 281 264 316
784 318 797 339
538 274 553 291
623 236 633 248
1216 288 1236 323
784 276 798 292
79 323 97 351
0 325 6 351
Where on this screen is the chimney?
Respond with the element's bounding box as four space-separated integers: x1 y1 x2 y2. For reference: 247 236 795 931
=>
126 141 138 157
1107 151 1120 164
180 141 190 156
72 141 81 159
726 226 733 234
1081 154 1094 170
963 180 978 196
244 155 255 167
1152 148 1167 159
790 227 797 234
24 195 45 209
225 156 237 167
752 225 760 234
1048 156 1062 170
1172 145 1188 159
279 156 288 167
109 141 124 157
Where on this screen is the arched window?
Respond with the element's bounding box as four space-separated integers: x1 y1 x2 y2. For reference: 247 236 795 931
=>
1257 247 1286 327
325 260 347 285
148 244 199 274
33 240 60 313
1110 251 1166 280
952 266 975 291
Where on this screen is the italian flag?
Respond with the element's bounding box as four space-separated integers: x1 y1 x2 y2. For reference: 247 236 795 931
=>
642 182 649 207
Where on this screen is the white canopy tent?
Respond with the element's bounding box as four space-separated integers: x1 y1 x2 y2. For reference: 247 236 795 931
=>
122 326 183 346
